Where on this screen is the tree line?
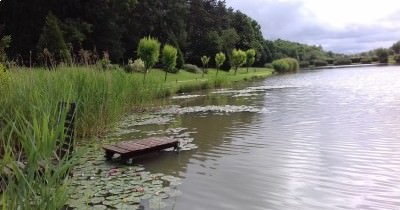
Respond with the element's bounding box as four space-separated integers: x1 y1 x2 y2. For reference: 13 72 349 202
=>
0 0 339 70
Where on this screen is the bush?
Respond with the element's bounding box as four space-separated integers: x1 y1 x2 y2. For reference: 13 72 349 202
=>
125 58 145 73
264 63 273 69
313 59 328 67
394 54 400 64
334 58 352 65
272 58 299 73
299 61 310 68
183 64 201 73
0 63 10 92
371 56 379 62
325 58 334 65
272 59 290 72
360 57 372 64
375 48 389 63
351 57 361 63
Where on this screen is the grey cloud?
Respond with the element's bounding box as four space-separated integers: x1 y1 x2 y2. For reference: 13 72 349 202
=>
226 0 400 53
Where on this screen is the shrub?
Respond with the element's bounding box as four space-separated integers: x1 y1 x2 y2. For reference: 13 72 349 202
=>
371 56 379 62
125 58 145 73
394 54 400 64
183 64 201 73
264 63 273 69
231 49 247 75
313 59 328 67
351 57 361 63
360 57 372 64
0 63 10 92
272 58 299 73
325 58 334 65
334 58 352 65
299 61 310 68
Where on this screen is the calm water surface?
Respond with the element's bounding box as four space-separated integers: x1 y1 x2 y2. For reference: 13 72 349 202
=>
121 66 400 210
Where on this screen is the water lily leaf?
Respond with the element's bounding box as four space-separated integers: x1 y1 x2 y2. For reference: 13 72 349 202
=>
149 197 167 209
90 196 105 205
92 205 107 210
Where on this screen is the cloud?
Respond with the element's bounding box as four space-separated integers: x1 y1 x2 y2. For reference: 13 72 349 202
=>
226 0 400 53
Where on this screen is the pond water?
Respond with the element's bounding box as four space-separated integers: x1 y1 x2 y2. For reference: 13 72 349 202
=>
78 66 400 209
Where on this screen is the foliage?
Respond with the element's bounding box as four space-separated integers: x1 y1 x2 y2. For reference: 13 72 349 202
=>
0 35 11 63
215 52 226 76
37 12 71 66
299 61 310 68
137 36 160 80
393 54 400 64
200 55 210 77
231 49 247 75
246 49 256 72
183 64 201 73
374 48 389 63
125 58 145 73
350 57 361 63
264 63 273 69
0 63 10 92
334 58 352 65
360 57 372 64
391 41 400 54
162 44 178 81
313 59 328 67
272 58 299 73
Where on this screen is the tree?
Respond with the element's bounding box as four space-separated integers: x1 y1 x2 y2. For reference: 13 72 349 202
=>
391 41 400 54
37 12 72 67
215 52 226 76
162 44 178 82
375 48 389 63
246 49 255 72
231 49 246 75
200 55 210 78
137 36 160 81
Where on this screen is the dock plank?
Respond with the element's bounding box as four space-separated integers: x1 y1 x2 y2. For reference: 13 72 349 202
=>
102 137 179 162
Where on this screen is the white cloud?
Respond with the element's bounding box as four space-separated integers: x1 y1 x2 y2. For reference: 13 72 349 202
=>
226 0 400 53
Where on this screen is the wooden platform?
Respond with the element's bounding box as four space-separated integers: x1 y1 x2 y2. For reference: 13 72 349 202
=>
102 137 179 162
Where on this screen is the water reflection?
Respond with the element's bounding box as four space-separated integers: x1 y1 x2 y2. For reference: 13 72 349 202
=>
119 66 400 210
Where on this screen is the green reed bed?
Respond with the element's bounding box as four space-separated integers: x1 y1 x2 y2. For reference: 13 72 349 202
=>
0 66 273 210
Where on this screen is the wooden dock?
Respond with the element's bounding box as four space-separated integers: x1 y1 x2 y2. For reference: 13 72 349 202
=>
102 137 179 162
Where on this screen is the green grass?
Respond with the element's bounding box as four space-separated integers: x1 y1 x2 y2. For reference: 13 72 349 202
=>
0 65 273 209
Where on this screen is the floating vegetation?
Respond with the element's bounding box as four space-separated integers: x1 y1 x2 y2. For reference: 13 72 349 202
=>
171 94 203 99
159 105 269 115
66 151 182 210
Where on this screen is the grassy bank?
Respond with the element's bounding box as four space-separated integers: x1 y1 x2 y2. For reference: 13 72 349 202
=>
0 66 273 209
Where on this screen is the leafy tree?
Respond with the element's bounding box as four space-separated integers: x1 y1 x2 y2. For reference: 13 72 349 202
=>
37 12 72 67
246 49 256 72
162 44 178 82
374 48 389 63
137 36 160 81
200 55 210 78
231 49 246 75
215 52 226 76
391 41 400 54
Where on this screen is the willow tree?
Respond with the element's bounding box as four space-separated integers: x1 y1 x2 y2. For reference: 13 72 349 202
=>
137 36 160 81
215 52 226 76
246 49 256 72
231 49 246 75
200 55 210 78
162 44 178 82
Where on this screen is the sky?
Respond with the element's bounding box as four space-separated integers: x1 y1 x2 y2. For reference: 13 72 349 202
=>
226 0 400 54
